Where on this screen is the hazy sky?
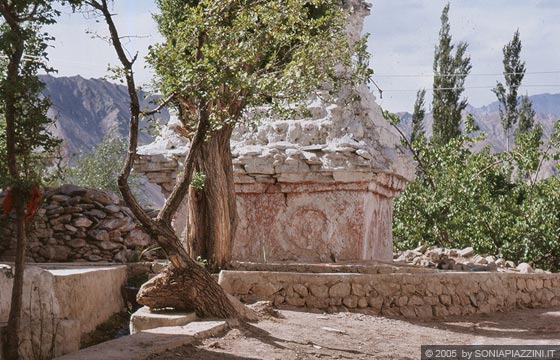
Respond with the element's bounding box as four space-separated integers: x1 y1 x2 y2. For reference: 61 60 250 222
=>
47 1 560 112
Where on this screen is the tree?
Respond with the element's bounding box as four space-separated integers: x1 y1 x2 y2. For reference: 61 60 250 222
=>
431 3 471 146
83 0 366 317
492 30 525 151
410 89 426 144
393 111 560 271
516 95 535 135
0 1 78 358
148 0 369 269
52 130 143 197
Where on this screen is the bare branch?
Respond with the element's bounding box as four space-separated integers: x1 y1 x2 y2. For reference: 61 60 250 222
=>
142 92 177 116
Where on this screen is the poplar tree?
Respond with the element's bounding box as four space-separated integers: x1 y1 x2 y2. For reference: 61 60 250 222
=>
431 3 471 146
410 89 426 143
493 30 525 151
516 95 535 135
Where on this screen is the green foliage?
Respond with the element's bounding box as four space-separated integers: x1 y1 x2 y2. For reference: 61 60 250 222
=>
148 0 371 131
410 89 426 143
190 171 206 191
493 30 526 150
392 111 560 271
51 131 142 195
516 95 536 136
0 1 68 191
431 3 471 146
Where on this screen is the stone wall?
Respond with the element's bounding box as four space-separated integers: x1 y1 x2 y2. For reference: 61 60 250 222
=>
219 271 560 318
0 185 155 263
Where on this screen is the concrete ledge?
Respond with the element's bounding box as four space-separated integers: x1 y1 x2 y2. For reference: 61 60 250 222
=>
0 264 127 359
130 306 197 334
228 260 435 274
55 321 228 360
219 270 560 318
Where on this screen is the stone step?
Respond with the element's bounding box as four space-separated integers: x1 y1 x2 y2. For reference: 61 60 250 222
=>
55 321 228 360
129 306 197 334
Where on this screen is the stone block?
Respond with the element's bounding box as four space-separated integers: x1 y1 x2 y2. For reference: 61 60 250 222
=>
460 247 474 257
351 283 367 297
399 306 416 318
408 295 424 306
329 282 351 298
252 282 280 298
73 217 94 228
309 284 329 298
342 295 358 309
88 229 109 241
415 305 433 318
285 296 306 307
367 296 383 313
305 297 329 309
395 296 408 307
130 306 197 334
292 284 308 298
125 229 152 248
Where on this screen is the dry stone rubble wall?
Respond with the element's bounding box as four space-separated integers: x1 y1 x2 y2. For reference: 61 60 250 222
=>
219 271 560 319
0 185 155 263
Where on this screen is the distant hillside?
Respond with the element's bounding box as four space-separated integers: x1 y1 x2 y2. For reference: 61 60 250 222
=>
397 93 560 177
41 74 170 155
41 75 169 206
398 93 560 152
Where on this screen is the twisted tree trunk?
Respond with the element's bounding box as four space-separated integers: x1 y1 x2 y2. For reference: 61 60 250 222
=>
87 0 243 320
186 125 238 269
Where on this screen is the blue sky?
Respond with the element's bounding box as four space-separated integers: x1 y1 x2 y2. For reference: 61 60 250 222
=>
48 1 560 112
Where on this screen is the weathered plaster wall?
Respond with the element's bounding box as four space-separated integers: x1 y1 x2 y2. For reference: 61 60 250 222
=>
234 183 395 262
0 264 127 359
219 271 560 318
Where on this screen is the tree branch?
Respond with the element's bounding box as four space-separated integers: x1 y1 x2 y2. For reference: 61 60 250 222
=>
142 92 177 116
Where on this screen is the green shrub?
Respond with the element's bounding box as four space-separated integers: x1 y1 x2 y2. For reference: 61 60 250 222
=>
391 112 560 271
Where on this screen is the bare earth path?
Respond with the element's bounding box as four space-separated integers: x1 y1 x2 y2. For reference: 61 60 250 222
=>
150 307 560 359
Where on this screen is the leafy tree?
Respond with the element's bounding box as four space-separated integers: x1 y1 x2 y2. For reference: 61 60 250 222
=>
83 0 367 318
391 110 560 271
493 30 526 151
431 3 471 146
516 94 536 135
148 0 370 269
0 1 79 358
52 130 143 197
410 89 426 143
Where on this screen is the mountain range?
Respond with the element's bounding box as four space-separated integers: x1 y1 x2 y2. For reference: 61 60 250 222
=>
397 94 560 153
41 75 559 177
41 74 170 155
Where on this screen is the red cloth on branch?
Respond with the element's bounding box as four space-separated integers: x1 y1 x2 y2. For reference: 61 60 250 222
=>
2 189 14 216
24 184 42 222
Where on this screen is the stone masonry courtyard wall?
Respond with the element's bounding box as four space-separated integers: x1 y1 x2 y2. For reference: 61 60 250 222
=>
219 271 560 319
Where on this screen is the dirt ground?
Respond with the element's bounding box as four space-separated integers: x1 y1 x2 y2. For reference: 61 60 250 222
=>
150 307 560 359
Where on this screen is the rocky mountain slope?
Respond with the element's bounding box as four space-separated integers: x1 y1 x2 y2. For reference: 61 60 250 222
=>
41 74 170 155
41 75 170 206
